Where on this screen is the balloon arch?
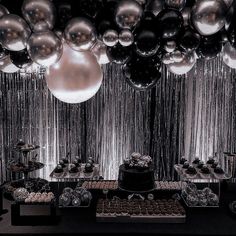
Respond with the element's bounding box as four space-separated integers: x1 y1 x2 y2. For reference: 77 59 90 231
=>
0 0 235 103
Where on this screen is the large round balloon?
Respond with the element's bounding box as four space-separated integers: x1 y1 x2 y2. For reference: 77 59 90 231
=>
165 0 186 11
0 14 31 51
107 44 132 64
91 40 110 65
115 0 143 29
179 28 201 52
191 0 227 36
167 52 196 75
64 17 97 51
27 31 63 67
21 0 56 32
46 43 103 104
0 4 9 18
157 9 183 39
124 52 161 90
0 54 19 73
222 42 236 69
10 49 32 69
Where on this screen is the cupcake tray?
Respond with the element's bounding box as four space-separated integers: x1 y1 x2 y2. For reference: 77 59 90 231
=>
49 164 100 179
174 164 231 180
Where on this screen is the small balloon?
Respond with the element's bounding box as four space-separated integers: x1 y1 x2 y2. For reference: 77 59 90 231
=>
171 50 184 62
164 40 176 53
222 42 236 69
107 44 132 64
157 9 183 39
181 7 191 26
0 14 31 51
165 0 186 11
10 49 32 69
64 17 97 51
21 0 56 32
119 30 134 47
0 54 19 73
46 43 103 104
191 0 227 36
91 40 110 64
179 28 200 52
115 0 143 29
167 52 196 74
0 4 9 18
27 31 63 67
145 0 164 16
102 30 119 47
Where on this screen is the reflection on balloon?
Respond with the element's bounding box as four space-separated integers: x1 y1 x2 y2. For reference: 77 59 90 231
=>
91 40 110 65
46 43 103 104
222 42 236 69
164 41 176 53
0 55 19 73
115 0 143 29
64 17 97 51
27 31 63 67
21 0 56 32
10 49 32 68
119 30 134 47
179 28 200 52
0 14 31 51
167 52 196 75
102 30 119 47
165 0 186 11
191 0 227 36
0 4 9 18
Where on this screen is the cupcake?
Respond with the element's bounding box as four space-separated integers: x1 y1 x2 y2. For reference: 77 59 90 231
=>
69 164 79 174
54 164 63 174
197 161 204 169
206 157 215 165
201 165 210 174
182 161 189 169
211 162 219 169
59 159 66 168
84 163 93 173
192 157 200 166
72 158 81 167
180 157 187 165
214 166 224 174
186 166 197 175
62 158 69 165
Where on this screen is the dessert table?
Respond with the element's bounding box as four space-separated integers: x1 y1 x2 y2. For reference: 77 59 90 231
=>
0 181 236 235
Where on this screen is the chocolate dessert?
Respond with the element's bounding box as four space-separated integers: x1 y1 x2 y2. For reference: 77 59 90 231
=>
197 161 204 169
186 166 197 175
54 164 63 173
206 158 215 165
201 165 210 174
180 157 187 165
69 164 78 173
59 159 66 168
84 163 93 173
192 158 200 165
182 162 189 169
214 167 224 174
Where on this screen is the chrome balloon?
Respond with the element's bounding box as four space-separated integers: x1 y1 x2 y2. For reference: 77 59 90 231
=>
27 31 63 67
64 17 97 51
165 0 186 11
222 42 236 69
102 30 119 47
91 40 110 65
21 0 56 32
0 4 9 18
191 0 227 36
164 41 176 53
145 0 164 16
115 0 143 29
0 54 19 73
167 52 196 75
119 29 133 47
0 14 31 51
46 43 103 104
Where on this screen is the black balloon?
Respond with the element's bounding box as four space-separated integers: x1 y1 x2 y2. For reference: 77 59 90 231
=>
124 52 161 90
197 36 222 60
227 4 236 47
107 44 132 64
79 0 103 18
10 49 32 68
179 28 201 52
157 9 184 39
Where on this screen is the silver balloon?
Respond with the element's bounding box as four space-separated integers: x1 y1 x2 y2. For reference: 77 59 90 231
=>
102 30 119 47
119 29 134 47
64 17 97 51
145 0 164 16
0 4 9 18
191 0 227 36
0 14 31 51
164 41 176 53
182 7 191 26
22 0 56 32
167 52 196 75
222 42 236 69
46 43 103 104
115 0 143 29
91 40 110 65
165 0 186 10
0 55 20 73
27 31 63 67
171 50 184 62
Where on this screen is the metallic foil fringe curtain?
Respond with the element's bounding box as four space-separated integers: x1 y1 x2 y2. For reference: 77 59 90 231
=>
0 57 236 183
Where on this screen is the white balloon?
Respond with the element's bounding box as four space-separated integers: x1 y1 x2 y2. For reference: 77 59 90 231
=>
46 43 103 104
0 55 19 73
222 42 236 69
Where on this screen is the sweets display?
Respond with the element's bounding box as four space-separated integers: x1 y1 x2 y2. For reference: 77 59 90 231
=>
8 160 44 173
24 192 55 203
155 181 185 191
118 152 155 192
82 180 118 190
96 198 186 223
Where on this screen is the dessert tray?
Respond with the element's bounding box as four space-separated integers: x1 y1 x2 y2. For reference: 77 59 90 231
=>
96 198 186 223
14 145 40 153
174 164 231 180
7 161 44 173
82 180 118 190
50 164 100 179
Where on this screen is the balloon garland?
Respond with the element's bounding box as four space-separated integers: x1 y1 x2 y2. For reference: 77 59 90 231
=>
0 0 235 103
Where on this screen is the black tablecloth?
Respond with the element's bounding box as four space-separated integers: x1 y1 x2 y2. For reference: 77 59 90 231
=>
0 181 236 235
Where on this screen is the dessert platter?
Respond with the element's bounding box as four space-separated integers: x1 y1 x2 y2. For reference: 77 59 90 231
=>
82 180 118 190
96 198 186 223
